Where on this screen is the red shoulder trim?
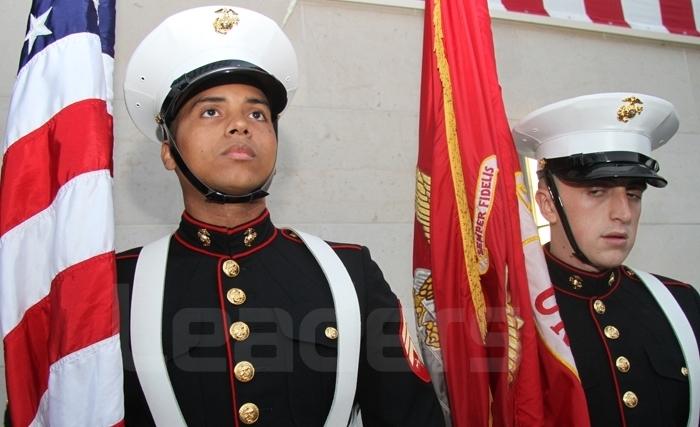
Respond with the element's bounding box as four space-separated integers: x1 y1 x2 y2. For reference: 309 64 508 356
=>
280 228 303 243
328 243 362 251
280 229 362 251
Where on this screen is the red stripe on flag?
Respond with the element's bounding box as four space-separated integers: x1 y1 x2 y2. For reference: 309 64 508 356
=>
4 252 117 426
583 0 628 27
501 0 548 16
0 99 113 237
660 0 700 35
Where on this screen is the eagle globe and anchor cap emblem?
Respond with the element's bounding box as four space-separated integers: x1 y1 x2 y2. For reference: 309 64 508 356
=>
617 96 644 123
213 8 240 34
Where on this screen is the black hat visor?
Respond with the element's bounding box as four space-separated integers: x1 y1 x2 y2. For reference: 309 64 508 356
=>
540 151 667 188
161 59 287 125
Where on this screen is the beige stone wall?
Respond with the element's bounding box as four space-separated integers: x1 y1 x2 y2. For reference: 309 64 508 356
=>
1 0 699 412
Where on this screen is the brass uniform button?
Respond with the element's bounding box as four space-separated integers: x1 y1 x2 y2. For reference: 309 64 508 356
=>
568 275 583 290
227 288 246 305
622 391 638 408
239 402 260 424
593 300 606 314
243 228 258 247
604 325 620 340
197 228 211 247
234 361 255 383
325 326 339 340
229 321 250 341
681 367 689 377
222 259 240 278
616 356 630 373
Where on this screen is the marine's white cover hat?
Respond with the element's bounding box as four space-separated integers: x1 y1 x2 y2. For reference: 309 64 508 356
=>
124 6 298 143
513 93 679 187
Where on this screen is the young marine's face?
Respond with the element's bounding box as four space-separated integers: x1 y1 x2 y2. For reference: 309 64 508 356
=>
536 177 645 272
162 83 277 196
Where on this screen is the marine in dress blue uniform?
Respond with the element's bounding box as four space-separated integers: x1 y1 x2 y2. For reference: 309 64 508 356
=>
513 93 700 427
119 6 445 426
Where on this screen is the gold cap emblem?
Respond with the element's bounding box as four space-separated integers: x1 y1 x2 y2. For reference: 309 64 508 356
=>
617 96 644 123
213 8 239 34
243 228 257 247
197 228 211 247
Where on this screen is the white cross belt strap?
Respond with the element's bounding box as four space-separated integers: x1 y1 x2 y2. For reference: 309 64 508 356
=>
628 267 699 427
130 230 362 426
290 228 362 427
130 234 186 427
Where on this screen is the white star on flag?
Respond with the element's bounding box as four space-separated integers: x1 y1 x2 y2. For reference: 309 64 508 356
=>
25 7 53 54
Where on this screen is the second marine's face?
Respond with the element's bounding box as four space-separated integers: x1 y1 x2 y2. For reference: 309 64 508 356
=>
537 177 645 272
162 83 277 196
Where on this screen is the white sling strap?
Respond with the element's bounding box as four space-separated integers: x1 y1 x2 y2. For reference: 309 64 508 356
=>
628 267 699 427
130 234 186 427
290 228 362 427
130 230 362 427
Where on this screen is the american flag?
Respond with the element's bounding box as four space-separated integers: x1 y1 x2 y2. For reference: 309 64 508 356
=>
489 0 700 37
0 0 123 425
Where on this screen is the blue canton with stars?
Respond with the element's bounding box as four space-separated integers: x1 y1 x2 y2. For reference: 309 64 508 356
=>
20 0 115 72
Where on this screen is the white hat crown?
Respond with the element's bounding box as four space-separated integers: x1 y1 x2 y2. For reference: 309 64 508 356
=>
513 93 679 160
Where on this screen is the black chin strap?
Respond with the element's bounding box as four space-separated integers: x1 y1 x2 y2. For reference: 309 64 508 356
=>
545 170 598 269
162 124 273 204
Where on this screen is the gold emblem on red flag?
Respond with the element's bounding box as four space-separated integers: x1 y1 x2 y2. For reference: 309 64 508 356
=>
617 96 644 123
415 169 431 243
213 8 239 34
414 271 440 348
506 288 524 383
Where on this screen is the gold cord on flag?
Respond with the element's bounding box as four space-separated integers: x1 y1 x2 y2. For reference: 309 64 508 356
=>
432 0 487 342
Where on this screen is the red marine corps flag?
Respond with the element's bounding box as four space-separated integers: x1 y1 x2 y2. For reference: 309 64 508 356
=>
0 0 123 425
412 0 590 425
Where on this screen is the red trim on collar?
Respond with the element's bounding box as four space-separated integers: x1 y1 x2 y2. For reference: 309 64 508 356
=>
545 246 614 280
554 270 622 300
182 209 270 235
174 228 279 258
116 253 140 261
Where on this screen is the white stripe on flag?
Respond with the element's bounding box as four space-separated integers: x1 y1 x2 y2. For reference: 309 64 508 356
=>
543 0 591 22
694 0 700 33
30 335 124 427
103 53 114 115
3 32 109 153
621 0 667 33
0 170 114 337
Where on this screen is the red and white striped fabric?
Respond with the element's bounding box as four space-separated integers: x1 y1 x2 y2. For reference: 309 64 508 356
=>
0 0 123 426
488 0 700 36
